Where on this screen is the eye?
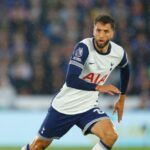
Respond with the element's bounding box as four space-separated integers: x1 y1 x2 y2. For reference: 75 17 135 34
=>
104 30 109 33
96 29 101 32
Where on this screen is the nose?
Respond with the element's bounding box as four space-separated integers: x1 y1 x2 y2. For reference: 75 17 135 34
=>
99 31 105 38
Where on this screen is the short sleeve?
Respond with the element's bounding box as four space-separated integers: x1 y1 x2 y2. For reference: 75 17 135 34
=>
69 42 89 69
118 51 128 68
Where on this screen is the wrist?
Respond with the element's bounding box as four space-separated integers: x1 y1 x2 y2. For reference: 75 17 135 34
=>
95 85 101 91
120 93 126 97
119 94 126 101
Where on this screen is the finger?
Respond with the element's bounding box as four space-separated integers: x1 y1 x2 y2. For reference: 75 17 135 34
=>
117 109 120 122
118 116 122 123
103 90 114 95
112 90 121 94
112 86 121 94
117 109 123 123
109 84 120 91
112 88 121 94
106 91 114 95
115 90 121 94
113 107 117 115
108 87 120 94
114 87 120 91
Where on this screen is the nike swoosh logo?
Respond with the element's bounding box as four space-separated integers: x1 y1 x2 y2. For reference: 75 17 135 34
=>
89 62 95 65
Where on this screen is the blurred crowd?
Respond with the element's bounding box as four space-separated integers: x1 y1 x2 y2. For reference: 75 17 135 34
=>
0 0 149 106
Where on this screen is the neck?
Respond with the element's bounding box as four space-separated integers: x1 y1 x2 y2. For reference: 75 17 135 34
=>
94 40 109 54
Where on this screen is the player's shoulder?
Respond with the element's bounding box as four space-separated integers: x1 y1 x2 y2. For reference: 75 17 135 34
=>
79 37 93 46
110 41 125 55
74 37 92 53
110 41 124 52
110 41 125 59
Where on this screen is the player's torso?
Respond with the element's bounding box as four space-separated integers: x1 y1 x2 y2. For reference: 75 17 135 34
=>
52 38 124 114
80 38 123 85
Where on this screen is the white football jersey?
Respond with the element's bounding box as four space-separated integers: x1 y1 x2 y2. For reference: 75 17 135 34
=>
52 38 127 114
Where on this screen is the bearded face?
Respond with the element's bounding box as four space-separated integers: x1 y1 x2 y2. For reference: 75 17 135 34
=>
93 23 114 49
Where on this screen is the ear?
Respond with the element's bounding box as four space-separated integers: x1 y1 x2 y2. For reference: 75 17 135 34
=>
110 30 115 39
93 25 96 36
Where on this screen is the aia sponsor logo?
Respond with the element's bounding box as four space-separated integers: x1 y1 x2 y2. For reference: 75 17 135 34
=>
82 73 108 84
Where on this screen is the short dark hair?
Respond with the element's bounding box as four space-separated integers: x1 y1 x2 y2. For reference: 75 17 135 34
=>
94 15 115 30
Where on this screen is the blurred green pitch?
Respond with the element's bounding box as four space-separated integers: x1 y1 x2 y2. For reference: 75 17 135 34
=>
0 147 150 150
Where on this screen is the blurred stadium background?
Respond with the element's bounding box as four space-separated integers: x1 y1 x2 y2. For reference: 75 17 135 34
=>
0 0 150 150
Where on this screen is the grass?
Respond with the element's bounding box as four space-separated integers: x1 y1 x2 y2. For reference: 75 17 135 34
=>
0 147 150 150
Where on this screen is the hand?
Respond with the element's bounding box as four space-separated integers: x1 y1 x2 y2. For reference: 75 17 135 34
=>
96 84 121 95
113 94 126 123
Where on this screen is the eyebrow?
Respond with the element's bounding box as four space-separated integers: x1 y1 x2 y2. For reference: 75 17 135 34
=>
96 29 109 32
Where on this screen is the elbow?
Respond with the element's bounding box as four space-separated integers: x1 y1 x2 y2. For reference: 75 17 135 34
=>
66 75 74 88
66 79 71 87
66 75 79 89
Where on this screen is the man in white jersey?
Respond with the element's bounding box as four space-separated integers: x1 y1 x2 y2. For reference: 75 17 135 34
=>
22 15 130 150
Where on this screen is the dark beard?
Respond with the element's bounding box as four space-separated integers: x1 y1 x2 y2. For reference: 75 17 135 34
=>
96 40 109 49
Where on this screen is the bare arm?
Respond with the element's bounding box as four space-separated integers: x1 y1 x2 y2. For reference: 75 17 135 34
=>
113 94 126 123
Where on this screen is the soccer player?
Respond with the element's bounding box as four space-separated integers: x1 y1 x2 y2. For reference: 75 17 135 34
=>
22 15 130 150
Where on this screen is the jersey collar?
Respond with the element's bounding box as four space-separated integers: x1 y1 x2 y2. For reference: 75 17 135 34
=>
92 38 111 55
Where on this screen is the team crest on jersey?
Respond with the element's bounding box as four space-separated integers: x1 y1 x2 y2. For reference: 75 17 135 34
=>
74 47 83 57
